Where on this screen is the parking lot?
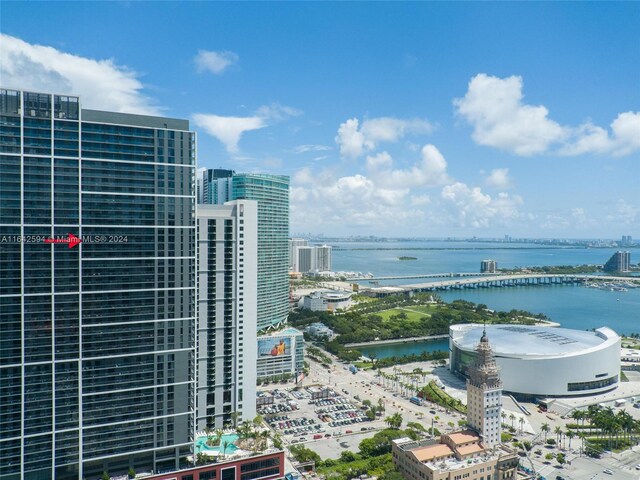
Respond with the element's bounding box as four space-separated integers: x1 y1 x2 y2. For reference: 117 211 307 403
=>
258 386 384 448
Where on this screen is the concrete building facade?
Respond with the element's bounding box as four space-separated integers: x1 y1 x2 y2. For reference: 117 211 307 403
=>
465 328 503 448
256 328 304 381
293 246 314 274
392 432 518 480
291 244 333 274
450 324 621 398
196 202 258 430
299 291 353 312
603 250 631 273
480 259 497 274
288 238 308 269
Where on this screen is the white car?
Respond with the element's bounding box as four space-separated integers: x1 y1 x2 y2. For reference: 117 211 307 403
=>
635 464 640 470
603 468 613 475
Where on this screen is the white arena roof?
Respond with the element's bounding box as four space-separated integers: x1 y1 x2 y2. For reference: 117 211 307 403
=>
452 324 618 357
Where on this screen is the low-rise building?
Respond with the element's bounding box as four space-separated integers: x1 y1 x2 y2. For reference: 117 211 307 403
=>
392 432 518 480
304 322 335 340
256 327 304 381
141 449 285 480
299 290 353 312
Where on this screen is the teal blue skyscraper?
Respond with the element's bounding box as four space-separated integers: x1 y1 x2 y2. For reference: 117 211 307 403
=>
200 170 290 331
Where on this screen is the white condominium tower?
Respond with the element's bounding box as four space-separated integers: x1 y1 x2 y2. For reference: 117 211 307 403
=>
290 243 333 274
196 202 258 429
288 238 308 269
315 244 332 272
466 327 503 448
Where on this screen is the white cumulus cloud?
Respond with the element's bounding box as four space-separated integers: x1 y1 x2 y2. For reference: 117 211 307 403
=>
194 102 301 153
455 73 640 157
335 116 434 158
366 145 450 188
606 199 640 226
194 50 239 74
560 111 640 157
440 182 522 228
0 34 160 114
485 168 512 189
454 74 566 156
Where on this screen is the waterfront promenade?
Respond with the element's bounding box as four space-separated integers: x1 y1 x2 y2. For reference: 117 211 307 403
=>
344 334 449 348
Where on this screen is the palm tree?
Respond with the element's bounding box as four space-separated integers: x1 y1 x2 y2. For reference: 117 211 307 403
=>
272 433 283 449
501 411 507 427
259 430 270 450
541 423 550 441
237 421 253 442
617 410 634 442
204 426 213 446
509 413 516 429
571 410 583 426
221 440 230 459
230 412 240 429
213 428 223 446
554 426 563 445
518 416 525 433
385 412 403 429
577 431 586 455
566 430 574 450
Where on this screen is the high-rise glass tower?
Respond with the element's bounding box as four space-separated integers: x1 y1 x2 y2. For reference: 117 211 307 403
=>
200 170 289 331
0 89 196 479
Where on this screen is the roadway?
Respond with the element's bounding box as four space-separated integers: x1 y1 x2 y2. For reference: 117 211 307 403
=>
399 274 639 292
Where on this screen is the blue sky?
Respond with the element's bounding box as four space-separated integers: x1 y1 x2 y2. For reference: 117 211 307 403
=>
2 2 639 238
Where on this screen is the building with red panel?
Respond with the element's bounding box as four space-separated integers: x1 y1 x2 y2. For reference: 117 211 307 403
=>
142 450 285 480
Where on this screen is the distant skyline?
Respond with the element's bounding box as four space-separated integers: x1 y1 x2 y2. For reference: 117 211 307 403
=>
2 2 638 238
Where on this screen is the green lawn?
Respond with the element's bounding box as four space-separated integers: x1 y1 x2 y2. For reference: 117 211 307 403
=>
402 305 438 315
376 306 437 324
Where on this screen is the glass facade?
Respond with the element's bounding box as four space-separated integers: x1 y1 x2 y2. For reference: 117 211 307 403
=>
0 90 196 480
200 171 289 332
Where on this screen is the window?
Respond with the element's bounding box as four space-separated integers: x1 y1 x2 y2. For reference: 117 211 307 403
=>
221 467 236 480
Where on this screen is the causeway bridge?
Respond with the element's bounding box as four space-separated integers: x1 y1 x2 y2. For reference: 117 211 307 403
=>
392 274 639 293
350 272 502 281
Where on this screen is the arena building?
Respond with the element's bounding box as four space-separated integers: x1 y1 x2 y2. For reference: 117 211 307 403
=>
450 324 621 398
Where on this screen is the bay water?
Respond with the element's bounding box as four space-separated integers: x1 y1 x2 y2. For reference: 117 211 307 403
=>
330 241 640 358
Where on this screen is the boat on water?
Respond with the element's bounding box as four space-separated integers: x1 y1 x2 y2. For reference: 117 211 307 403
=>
585 281 631 292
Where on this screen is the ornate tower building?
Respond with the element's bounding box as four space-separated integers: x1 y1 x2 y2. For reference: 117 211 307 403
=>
466 327 503 448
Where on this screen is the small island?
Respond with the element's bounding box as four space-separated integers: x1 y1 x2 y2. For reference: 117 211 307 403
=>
398 256 417 260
